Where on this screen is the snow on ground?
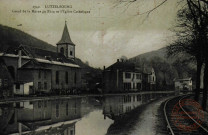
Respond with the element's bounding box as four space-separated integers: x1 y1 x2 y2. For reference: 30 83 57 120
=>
130 98 169 135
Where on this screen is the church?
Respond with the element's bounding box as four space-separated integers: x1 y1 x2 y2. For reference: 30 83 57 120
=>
0 22 82 95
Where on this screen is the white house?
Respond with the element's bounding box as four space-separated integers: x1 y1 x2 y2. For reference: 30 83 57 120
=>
148 68 156 85
123 71 142 91
174 78 192 91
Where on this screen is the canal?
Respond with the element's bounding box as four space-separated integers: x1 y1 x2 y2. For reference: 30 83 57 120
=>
0 92 174 135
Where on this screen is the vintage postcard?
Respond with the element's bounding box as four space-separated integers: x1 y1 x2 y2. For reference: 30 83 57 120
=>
0 0 208 135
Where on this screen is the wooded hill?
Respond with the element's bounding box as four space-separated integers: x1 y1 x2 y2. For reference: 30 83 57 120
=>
129 47 196 90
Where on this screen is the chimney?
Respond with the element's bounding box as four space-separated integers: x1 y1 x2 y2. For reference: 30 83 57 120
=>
18 50 22 68
103 66 105 70
117 59 119 62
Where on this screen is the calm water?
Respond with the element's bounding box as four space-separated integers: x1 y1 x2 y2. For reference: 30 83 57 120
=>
0 93 171 135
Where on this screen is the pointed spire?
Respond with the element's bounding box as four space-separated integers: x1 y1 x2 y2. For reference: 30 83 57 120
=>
57 22 75 45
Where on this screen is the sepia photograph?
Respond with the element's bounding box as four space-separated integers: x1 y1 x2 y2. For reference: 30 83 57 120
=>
0 0 208 135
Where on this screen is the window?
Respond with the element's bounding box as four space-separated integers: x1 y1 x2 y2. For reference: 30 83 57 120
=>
16 103 20 108
44 101 47 107
128 95 131 102
137 95 141 101
56 71 59 84
153 76 154 82
66 103 68 116
44 82 47 89
70 130 74 135
70 51 73 56
74 72 76 84
44 71 47 79
123 96 126 103
4 79 8 87
137 83 141 90
65 72 68 84
133 83 135 89
125 73 131 79
56 103 59 118
60 47 64 55
136 74 141 79
38 82 41 89
124 83 131 90
7 66 15 79
29 86 33 92
74 102 77 114
38 70 41 79
16 84 20 89
38 101 41 108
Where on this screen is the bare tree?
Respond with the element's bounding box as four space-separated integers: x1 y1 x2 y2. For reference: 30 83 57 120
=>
167 0 208 110
186 0 208 110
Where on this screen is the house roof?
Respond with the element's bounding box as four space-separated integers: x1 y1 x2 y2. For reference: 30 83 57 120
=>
57 22 75 45
105 60 155 74
105 60 142 73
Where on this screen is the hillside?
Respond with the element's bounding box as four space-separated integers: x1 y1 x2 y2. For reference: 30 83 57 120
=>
0 24 56 52
132 47 167 61
129 47 196 89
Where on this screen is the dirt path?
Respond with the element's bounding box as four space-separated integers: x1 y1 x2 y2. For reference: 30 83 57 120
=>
129 97 169 135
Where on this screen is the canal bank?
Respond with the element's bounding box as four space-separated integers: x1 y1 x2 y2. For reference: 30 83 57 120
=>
106 97 172 135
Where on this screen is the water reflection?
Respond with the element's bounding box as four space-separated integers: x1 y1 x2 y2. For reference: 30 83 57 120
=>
104 95 143 135
0 98 82 135
103 95 142 120
0 93 171 135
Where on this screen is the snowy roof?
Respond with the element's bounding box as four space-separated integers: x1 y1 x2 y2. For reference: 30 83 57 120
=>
174 78 192 81
0 45 80 68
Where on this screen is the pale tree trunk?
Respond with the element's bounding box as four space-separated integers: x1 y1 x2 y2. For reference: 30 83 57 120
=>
202 60 208 111
195 59 203 101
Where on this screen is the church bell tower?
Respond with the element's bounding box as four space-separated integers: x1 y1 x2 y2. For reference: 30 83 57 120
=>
57 21 75 59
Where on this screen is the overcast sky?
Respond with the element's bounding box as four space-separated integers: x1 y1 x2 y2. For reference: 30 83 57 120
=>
0 0 179 68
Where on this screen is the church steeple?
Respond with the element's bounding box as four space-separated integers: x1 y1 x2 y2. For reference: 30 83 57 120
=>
56 21 75 59
57 21 75 45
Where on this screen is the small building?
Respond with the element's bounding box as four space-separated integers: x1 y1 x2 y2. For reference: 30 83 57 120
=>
174 78 192 91
13 82 33 95
142 68 156 91
103 59 156 93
